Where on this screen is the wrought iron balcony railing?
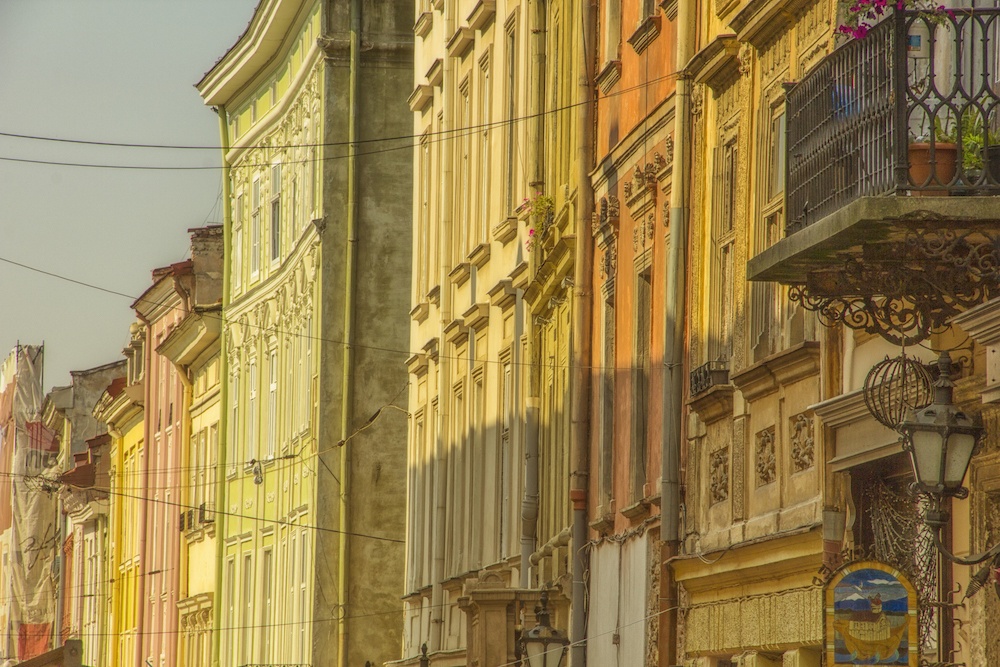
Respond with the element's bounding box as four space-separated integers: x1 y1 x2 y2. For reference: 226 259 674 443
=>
786 9 1000 233
690 360 730 397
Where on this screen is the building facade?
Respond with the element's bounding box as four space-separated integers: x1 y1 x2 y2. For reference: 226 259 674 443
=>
587 0 679 663
94 333 145 667
43 361 125 667
198 1 413 665
400 0 585 664
155 226 223 667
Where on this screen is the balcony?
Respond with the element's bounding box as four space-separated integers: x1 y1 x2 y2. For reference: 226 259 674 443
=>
749 10 1000 344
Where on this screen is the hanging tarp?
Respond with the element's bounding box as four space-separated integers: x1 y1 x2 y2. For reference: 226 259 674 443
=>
0 345 57 661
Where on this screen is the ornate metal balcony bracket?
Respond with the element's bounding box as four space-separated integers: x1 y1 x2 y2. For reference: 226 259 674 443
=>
789 228 1000 346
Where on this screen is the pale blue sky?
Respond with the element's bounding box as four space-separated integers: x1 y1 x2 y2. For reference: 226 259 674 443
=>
0 0 258 388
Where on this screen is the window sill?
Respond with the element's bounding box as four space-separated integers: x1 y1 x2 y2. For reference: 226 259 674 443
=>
627 14 661 55
596 60 622 95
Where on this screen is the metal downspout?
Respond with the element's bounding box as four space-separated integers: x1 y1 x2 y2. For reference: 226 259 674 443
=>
570 1 596 664
520 0 547 593
430 0 455 650
134 312 152 667
338 2 362 665
211 104 232 667
662 4 694 665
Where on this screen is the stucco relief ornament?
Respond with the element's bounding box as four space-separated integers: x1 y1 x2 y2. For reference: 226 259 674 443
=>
756 427 776 486
607 194 620 220
599 238 617 281
737 43 753 77
691 86 704 117
790 413 815 472
710 447 730 504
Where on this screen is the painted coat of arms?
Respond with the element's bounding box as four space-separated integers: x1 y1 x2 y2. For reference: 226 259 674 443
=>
825 561 918 666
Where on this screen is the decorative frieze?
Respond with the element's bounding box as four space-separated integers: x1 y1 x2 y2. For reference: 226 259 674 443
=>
710 447 730 504
732 418 745 520
633 212 655 252
790 413 815 473
683 587 823 654
756 427 776 486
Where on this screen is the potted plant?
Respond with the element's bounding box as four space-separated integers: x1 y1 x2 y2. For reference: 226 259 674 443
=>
908 113 958 195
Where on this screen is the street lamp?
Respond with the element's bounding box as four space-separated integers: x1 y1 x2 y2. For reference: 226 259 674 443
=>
520 590 569 667
899 352 981 500
898 352 1000 585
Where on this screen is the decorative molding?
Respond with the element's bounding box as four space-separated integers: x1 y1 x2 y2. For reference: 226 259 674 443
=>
426 58 444 87
447 27 475 58
487 278 517 309
598 236 618 284
688 383 735 424
463 302 490 330
660 0 679 20
790 413 815 473
755 426 776 486
627 14 661 55
444 318 469 344
633 212 655 252
710 447 730 504
466 0 496 30
409 300 430 323
596 60 622 95
408 84 433 112
732 417 746 520
731 341 820 402
492 216 518 244
448 261 471 286
413 11 433 38
687 34 740 92
623 163 658 216
684 586 823 653
468 242 491 268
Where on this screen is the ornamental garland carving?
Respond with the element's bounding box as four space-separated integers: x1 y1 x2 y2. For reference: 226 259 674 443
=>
710 447 730 504
599 237 617 283
790 413 815 473
756 427 776 486
633 212 655 252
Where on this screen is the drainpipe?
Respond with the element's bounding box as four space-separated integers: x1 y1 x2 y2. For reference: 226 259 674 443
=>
520 395 539 588
133 312 152 667
211 104 232 667
528 0 546 189
520 0 547 593
661 3 695 665
338 2 362 665
430 0 456 651
569 2 596 664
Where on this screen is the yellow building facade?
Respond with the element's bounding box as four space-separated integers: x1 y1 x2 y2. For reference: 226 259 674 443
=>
94 326 145 667
677 0 836 664
198 1 413 665
401 0 585 664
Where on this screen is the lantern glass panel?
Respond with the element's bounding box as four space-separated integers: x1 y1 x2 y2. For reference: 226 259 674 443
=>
911 428 944 487
943 430 976 488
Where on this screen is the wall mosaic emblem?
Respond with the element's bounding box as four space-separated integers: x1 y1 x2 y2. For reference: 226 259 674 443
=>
825 560 918 666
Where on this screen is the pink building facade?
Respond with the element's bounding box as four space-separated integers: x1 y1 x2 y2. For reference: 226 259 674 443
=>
132 261 192 667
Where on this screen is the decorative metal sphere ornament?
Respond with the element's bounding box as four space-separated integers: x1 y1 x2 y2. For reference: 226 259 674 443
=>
863 353 934 430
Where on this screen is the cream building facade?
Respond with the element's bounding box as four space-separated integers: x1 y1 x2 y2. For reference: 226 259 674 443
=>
401 0 586 664
198 1 413 665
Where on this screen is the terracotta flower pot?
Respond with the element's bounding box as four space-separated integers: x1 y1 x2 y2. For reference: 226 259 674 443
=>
908 142 958 195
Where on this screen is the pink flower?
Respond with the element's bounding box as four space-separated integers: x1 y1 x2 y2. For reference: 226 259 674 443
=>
528 228 535 236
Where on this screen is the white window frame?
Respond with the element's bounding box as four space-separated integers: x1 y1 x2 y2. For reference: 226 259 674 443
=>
251 177 261 279
270 162 282 265
267 348 277 459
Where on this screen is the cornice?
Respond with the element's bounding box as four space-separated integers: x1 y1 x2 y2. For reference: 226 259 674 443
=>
952 296 1000 344
596 60 622 95
157 309 222 370
197 0 314 106
413 11 434 39
408 84 434 112
730 341 820 402
729 0 817 48
687 34 740 92
466 0 496 30
688 384 736 424
446 27 475 59
627 15 661 55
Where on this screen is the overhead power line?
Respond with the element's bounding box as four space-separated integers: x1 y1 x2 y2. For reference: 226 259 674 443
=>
0 71 679 170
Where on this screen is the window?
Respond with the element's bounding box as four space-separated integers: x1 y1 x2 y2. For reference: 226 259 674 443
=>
298 530 310 662
604 0 622 62
261 548 274 662
230 372 240 473
267 348 277 458
504 23 519 214
478 56 492 244
641 0 656 19
304 317 313 432
632 266 651 498
223 558 235 667
752 107 786 360
711 136 738 363
233 194 243 290
417 137 431 297
459 80 472 259
241 553 253 665
251 178 261 277
271 163 282 263
599 297 615 507
248 358 257 462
